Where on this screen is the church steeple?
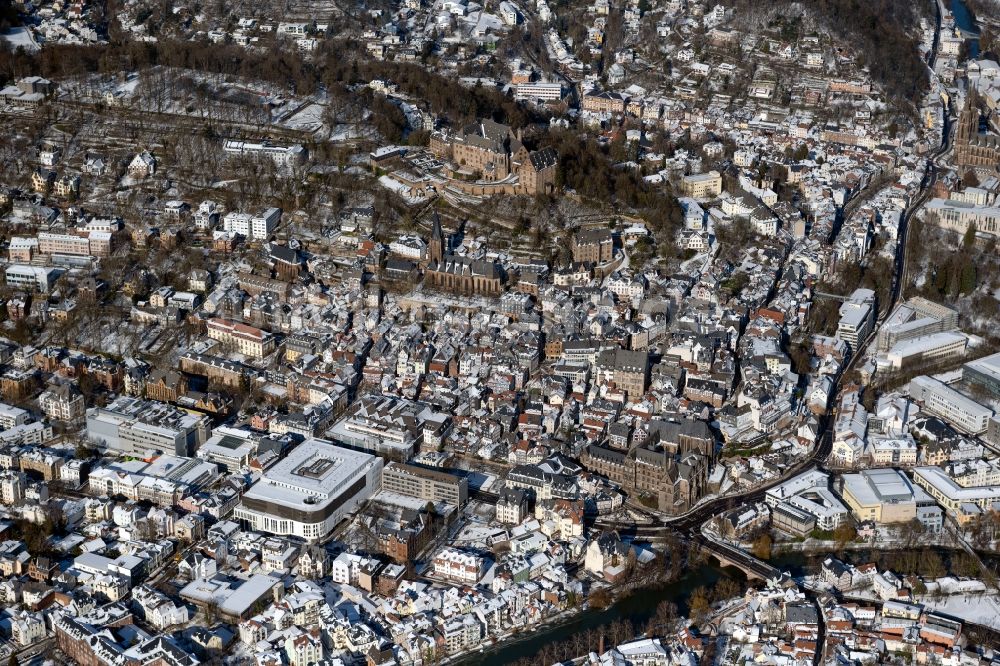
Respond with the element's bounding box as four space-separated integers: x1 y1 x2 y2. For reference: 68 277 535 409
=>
429 213 445 265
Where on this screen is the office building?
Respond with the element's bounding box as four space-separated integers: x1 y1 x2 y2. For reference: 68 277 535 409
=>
884 331 968 370
765 469 848 531
914 466 1000 517
514 82 563 101
963 352 1000 400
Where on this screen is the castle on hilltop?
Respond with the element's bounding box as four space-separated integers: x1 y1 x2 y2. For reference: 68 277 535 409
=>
430 119 558 196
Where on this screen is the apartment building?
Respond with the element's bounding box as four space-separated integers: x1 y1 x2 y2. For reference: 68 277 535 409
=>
432 547 486 584
222 207 282 241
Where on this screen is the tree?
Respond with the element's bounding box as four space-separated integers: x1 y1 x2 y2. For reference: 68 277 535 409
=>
964 222 978 250
833 522 857 551
751 533 772 560
960 261 977 295
688 586 711 625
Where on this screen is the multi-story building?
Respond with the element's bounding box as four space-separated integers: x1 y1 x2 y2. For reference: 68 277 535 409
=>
839 469 941 531
680 171 722 199
37 231 89 256
596 348 649 399
582 90 627 114
235 438 383 542
514 82 563 101
0 469 26 505
5 265 62 292
837 288 876 350
86 396 210 457
884 331 968 370
877 298 959 352
0 403 29 430
908 375 993 434
571 227 614 264
222 207 281 240
223 139 307 166
962 352 1000 400
328 395 435 459
914 465 1000 519
206 318 276 359
381 462 468 505
432 547 485 584
38 382 86 421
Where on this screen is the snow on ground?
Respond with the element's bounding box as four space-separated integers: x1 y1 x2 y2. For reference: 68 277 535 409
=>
0 27 39 52
281 102 326 134
916 593 1000 630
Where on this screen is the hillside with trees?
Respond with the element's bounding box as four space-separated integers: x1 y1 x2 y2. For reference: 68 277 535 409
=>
723 0 931 112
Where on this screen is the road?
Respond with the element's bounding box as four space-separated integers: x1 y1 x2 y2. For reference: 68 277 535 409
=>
586 0 954 613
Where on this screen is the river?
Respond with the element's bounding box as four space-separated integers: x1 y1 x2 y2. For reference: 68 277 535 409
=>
950 0 981 58
459 561 746 666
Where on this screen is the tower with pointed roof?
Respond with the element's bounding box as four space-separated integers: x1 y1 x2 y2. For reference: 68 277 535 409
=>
429 214 445 265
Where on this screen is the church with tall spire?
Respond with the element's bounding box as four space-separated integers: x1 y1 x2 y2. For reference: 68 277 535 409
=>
424 213 504 296
429 213 445 266
954 91 1000 168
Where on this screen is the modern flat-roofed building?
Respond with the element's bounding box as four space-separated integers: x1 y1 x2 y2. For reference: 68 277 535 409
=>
913 465 1000 516
925 198 1000 237
198 426 259 472
85 396 211 457
0 403 29 430
839 468 941 531
5 265 63 292
884 331 968 370
223 139 306 166
837 288 876 350
680 171 722 199
235 438 383 542
877 298 959 351
381 462 468 506
908 375 993 434
765 469 848 530
963 352 1000 400
514 82 563 101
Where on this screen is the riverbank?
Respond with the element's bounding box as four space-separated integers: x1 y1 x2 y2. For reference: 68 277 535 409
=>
452 561 744 666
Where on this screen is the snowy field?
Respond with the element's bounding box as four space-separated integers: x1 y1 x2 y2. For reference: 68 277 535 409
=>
0 27 39 52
